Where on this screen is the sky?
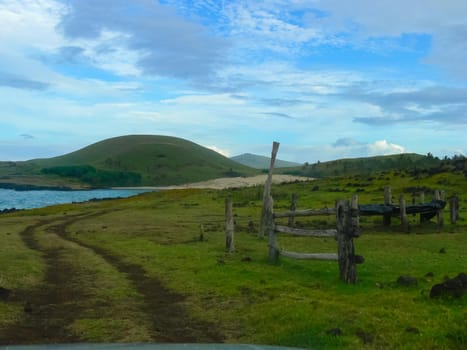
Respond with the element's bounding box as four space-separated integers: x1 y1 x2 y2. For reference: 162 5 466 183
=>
0 0 466 163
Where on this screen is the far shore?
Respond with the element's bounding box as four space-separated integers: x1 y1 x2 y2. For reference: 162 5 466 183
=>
113 174 313 191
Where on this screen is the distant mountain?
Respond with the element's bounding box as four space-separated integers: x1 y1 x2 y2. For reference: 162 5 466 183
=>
0 135 258 188
231 153 302 169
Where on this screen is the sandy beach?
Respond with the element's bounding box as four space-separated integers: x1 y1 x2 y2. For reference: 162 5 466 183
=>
115 174 312 190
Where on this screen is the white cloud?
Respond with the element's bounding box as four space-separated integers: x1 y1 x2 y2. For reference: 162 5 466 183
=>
225 2 321 54
368 140 405 155
205 145 230 157
0 0 65 49
161 93 247 105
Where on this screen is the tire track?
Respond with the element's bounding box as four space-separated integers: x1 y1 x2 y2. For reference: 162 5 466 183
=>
52 215 223 343
1 217 87 344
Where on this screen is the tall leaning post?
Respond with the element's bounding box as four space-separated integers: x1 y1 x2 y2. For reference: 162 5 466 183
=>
259 141 280 237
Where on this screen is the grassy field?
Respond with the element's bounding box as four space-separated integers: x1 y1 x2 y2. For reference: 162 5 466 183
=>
0 170 466 348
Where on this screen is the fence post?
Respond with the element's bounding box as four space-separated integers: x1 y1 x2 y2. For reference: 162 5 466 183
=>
267 196 278 263
225 198 235 252
435 190 444 227
288 193 297 227
259 141 280 237
399 194 409 232
450 194 459 224
336 199 357 283
351 195 360 238
383 186 392 226
420 191 427 223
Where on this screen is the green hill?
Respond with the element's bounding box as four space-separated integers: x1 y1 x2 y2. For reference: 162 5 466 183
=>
0 135 258 188
278 153 452 178
230 153 302 169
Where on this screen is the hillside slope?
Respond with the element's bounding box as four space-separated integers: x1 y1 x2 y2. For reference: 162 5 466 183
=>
277 153 448 178
231 153 301 169
0 135 258 187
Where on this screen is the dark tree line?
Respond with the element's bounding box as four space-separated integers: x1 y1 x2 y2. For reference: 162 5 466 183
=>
41 165 142 187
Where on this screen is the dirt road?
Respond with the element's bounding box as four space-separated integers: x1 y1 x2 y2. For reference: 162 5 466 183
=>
1 213 222 344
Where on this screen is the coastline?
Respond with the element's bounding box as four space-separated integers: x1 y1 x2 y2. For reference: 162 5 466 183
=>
113 174 313 191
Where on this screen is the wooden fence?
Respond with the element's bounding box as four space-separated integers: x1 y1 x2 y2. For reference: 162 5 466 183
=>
265 194 362 284
366 186 459 230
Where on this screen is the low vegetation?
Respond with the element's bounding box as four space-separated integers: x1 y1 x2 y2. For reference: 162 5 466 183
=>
0 166 466 348
280 153 467 179
41 165 142 187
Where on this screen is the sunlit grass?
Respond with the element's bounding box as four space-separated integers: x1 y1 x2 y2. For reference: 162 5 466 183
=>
1 169 466 348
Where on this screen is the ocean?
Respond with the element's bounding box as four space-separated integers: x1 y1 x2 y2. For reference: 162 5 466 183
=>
0 188 151 210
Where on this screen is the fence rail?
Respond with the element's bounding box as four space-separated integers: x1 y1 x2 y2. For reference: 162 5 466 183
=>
273 207 336 218
278 250 338 261
274 225 337 237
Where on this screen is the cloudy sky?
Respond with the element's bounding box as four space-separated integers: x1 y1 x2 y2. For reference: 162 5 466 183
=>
1 0 466 163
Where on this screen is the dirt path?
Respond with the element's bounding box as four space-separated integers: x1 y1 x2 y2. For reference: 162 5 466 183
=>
1 213 222 344
1 218 86 344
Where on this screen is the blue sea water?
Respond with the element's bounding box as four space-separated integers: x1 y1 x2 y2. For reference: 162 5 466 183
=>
0 188 151 210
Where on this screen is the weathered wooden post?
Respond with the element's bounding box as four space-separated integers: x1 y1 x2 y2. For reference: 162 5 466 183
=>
336 198 359 283
435 190 444 226
199 224 205 241
399 194 409 232
383 186 392 226
225 198 235 252
259 141 280 237
288 193 297 227
450 194 460 224
266 196 278 263
351 195 360 237
420 191 427 223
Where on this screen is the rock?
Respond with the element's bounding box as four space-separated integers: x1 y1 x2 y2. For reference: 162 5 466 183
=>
406 326 420 334
397 275 418 286
247 221 256 233
0 287 11 301
23 301 32 313
356 330 374 344
353 255 365 264
430 273 467 298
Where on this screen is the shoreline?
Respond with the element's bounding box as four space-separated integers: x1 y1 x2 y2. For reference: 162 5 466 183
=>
0 174 313 192
113 174 313 191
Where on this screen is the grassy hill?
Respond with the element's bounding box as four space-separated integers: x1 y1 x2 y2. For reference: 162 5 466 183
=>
230 153 302 169
278 153 463 178
0 135 258 187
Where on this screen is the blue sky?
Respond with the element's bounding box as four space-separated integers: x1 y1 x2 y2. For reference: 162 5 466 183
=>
0 0 466 163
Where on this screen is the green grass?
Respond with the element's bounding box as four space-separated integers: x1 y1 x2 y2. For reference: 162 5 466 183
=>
1 169 466 348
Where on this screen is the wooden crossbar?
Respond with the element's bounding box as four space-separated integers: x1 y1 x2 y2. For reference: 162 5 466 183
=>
274 207 336 218
275 225 337 237
279 249 338 261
